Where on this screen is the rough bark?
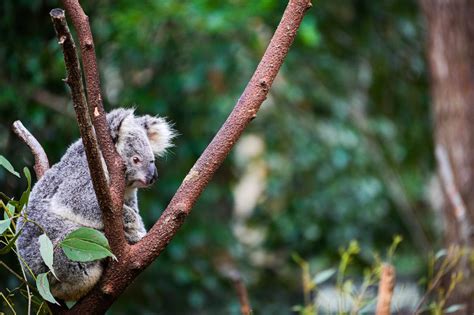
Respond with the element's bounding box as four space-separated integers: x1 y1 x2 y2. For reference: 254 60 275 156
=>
421 0 474 312
12 121 50 179
49 0 312 313
61 0 129 256
375 264 395 315
49 8 130 257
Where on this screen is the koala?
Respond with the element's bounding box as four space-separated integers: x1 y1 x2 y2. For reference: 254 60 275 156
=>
16 108 175 301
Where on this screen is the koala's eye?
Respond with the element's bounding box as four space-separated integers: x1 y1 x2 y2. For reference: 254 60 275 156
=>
132 156 142 164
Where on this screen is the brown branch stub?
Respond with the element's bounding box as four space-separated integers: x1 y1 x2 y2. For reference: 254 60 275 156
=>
375 263 396 315
226 270 252 315
217 257 252 315
12 121 50 179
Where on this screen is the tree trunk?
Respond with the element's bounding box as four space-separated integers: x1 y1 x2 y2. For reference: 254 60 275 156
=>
421 0 474 313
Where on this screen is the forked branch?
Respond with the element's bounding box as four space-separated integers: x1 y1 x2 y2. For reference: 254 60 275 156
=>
51 0 312 313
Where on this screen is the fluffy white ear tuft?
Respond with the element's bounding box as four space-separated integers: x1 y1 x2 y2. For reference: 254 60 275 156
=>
138 115 176 156
106 108 136 143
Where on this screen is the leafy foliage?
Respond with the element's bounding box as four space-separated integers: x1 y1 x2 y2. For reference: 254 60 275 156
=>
0 156 50 313
0 155 20 178
293 239 469 314
0 156 116 312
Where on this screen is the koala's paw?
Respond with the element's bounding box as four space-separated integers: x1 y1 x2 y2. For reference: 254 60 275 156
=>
125 227 147 244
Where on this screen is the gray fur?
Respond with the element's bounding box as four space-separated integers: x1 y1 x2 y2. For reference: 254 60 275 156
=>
16 108 175 301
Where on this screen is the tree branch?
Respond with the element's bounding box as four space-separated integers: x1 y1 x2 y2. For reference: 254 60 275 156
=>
50 7 109 224
133 0 312 266
56 1 128 256
375 263 396 315
12 121 50 179
53 0 311 313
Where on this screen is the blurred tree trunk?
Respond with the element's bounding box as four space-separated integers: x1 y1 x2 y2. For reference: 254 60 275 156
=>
421 0 474 313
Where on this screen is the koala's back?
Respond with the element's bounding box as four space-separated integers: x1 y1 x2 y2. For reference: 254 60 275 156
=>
16 139 103 276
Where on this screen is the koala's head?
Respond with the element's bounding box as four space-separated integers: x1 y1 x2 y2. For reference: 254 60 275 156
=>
107 108 175 188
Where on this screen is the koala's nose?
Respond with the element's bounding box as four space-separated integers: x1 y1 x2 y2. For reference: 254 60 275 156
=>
147 163 158 185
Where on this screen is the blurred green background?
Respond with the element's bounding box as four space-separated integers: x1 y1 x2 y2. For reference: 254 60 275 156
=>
0 0 435 313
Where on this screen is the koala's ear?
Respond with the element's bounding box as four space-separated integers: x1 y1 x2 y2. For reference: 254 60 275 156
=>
106 108 135 143
137 115 175 156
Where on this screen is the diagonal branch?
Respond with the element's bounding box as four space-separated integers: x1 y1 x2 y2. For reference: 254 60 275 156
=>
12 121 50 179
59 0 128 255
132 0 312 266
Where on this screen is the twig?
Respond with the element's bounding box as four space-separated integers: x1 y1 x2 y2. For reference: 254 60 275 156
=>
19 257 32 315
227 270 252 315
375 263 396 315
2 257 34 315
414 246 462 314
0 260 25 283
217 260 252 315
435 144 471 247
0 292 16 315
61 0 128 255
12 121 50 179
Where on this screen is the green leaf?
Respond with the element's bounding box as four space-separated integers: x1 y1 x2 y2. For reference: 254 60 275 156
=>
444 304 465 313
39 234 58 280
5 203 16 220
0 155 20 178
36 273 59 305
18 167 32 210
0 218 11 235
291 253 306 267
60 227 116 262
1 194 16 209
0 228 22 255
65 300 77 309
313 268 336 285
291 305 303 312
435 249 447 261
